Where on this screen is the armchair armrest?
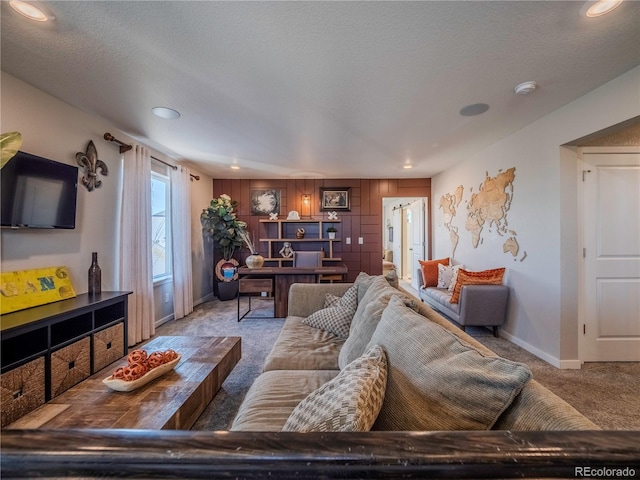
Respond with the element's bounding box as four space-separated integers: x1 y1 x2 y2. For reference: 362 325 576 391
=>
457 285 509 327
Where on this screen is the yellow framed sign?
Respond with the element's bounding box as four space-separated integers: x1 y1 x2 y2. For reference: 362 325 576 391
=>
0 266 76 315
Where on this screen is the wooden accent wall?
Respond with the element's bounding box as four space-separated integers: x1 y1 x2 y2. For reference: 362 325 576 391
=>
212 178 431 282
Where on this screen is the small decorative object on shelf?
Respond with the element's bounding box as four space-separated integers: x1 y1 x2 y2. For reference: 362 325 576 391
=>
269 212 279 220
88 252 101 296
287 210 300 220
296 228 305 239
327 211 338 220
279 241 294 258
327 226 337 239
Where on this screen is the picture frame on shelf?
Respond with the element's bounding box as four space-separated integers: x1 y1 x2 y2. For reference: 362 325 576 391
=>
319 187 351 211
251 189 281 216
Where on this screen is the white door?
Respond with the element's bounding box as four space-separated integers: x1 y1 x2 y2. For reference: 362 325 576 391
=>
410 200 426 291
392 208 402 277
581 150 640 361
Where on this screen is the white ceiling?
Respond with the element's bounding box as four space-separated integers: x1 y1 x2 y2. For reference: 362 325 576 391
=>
2 1 639 179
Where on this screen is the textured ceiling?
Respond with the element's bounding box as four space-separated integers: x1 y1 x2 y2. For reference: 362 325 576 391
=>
2 1 639 179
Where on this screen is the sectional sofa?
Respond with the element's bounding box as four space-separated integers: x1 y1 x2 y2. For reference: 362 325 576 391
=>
231 273 598 432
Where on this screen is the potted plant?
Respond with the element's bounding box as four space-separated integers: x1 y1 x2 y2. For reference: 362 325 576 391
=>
326 226 337 239
201 194 247 300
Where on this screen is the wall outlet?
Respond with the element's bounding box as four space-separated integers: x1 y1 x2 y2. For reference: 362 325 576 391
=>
358 237 364 244
346 237 351 244
164 292 170 304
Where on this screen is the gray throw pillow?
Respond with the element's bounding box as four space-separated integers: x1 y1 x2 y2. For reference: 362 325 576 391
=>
302 284 358 338
282 344 388 432
368 295 532 431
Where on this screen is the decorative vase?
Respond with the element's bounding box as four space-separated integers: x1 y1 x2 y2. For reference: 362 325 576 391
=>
88 252 101 296
245 254 265 269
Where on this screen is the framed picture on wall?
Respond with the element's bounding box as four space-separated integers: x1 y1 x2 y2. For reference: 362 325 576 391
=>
320 187 351 211
250 189 281 216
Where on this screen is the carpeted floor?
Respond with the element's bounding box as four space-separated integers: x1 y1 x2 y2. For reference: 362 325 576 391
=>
155 296 640 431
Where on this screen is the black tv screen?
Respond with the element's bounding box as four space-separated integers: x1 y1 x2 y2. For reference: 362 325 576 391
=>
1 151 79 229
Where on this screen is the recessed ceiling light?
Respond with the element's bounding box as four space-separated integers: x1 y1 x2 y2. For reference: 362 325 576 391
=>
585 0 623 17
514 81 537 95
9 0 50 21
459 103 490 117
230 165 240 170
152 106 181 119
403 164 413 169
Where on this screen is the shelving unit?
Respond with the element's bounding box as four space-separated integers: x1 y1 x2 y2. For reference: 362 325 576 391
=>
0 291 131 427
258 219 341 266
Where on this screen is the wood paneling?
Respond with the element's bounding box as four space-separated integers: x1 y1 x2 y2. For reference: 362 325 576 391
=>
213 178 430 281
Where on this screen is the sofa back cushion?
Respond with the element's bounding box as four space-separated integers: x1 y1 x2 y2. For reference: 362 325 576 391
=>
369 295 532 431
339 276 417 369
354 270 399 303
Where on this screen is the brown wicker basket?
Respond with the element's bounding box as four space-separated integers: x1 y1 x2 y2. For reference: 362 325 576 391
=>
1 356 45 427
93 322 125 371
50 337 90 398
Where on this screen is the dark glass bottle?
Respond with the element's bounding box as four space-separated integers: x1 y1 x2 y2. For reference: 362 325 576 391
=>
88 252 101 296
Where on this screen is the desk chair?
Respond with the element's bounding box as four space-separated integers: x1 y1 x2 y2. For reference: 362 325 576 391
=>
292 251 323 267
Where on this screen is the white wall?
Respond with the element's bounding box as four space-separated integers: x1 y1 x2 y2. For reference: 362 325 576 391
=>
431 66 640 367
1 72 212 320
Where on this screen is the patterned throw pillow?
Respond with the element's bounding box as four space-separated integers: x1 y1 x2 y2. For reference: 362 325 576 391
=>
282 344 388 432
302 284 358 337
449 268 506 303
418 258 449 287
437 263 464 290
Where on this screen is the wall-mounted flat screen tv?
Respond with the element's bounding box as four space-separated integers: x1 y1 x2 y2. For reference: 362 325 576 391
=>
1 151 79 229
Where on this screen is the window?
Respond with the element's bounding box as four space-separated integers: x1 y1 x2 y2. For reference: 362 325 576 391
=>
151 170 172 281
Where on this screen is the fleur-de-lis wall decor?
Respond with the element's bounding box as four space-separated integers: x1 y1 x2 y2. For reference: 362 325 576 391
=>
76 140 108 191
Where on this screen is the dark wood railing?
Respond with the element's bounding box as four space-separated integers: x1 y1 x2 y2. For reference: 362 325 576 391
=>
2 430 639 479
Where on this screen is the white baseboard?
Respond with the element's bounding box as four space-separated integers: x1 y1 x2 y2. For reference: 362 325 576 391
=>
500 330 582 370
155 313 174 328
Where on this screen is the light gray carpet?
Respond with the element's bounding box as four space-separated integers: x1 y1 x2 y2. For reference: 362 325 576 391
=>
156 297 640 431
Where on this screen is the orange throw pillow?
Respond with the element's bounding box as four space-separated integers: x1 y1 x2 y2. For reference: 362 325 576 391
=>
450 268 506 303
418 258 449 287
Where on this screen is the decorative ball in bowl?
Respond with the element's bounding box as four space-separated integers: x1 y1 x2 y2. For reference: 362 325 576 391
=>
103 349 181 392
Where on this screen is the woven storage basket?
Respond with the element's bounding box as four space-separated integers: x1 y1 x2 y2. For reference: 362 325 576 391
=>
93 322 125 371
1 356 45 427
50 337 91 398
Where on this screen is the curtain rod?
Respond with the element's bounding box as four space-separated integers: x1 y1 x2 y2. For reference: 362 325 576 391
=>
103 132 200 181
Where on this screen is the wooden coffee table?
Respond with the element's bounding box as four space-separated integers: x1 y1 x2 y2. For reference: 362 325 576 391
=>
7 336 241 430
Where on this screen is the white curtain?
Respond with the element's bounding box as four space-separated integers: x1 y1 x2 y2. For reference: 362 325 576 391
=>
170 165 193 320
119 144 155 346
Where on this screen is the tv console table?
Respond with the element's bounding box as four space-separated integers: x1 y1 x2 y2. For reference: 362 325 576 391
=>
1 291 131 427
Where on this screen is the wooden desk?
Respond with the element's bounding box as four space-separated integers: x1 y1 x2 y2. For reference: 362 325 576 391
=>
238 265 348 318
7 336 241 430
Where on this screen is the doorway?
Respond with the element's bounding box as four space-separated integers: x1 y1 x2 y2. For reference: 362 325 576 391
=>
579 147 640 362
382 197 428 291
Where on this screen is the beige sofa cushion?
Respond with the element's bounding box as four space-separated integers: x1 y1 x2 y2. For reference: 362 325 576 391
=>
263 316 345 371
282 345 387 432
370 295 532 431
354 270 399 303
231 370 338 431
339 276 417 369
302 284 358 338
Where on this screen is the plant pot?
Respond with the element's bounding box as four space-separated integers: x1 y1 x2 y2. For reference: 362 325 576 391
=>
217 280 239 301
328 232 336 239
245 254 265 269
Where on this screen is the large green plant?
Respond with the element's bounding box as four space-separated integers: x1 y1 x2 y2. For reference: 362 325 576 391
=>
201 194 247 260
